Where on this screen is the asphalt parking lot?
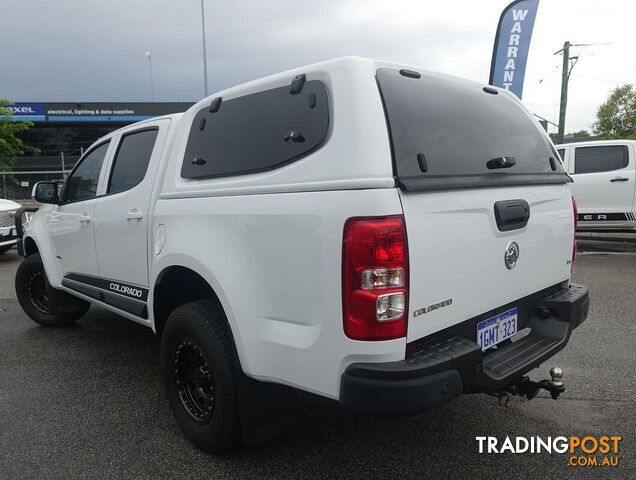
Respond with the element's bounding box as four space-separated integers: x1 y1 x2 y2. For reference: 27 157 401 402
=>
0 241 634 479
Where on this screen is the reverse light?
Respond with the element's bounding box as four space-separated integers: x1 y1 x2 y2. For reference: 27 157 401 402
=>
342 216 409 340
376 292 405 321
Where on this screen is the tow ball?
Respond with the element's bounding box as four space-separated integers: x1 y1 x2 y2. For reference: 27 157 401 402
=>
495 367 565 409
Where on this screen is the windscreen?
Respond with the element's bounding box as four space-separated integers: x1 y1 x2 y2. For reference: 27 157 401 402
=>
376 68 569 191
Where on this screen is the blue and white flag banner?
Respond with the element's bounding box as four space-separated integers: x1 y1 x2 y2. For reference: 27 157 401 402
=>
489 0 540 99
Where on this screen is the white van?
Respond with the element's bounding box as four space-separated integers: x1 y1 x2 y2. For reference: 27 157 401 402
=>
556 140 636 231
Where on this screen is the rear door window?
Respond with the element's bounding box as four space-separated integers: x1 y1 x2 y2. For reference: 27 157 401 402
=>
108 128 158 194
376 68 568 190
574 145 628 174
181 80 329 179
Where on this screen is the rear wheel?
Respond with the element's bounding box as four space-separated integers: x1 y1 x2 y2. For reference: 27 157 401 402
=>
15 253 89 326
161 300 242 453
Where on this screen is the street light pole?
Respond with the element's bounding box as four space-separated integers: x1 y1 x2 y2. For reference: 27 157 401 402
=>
200 0 209 97
145 51 155 102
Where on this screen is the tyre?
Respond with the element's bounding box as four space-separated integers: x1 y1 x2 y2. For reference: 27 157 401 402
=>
161 300 242 453
15 253 90 327
0 244 13 255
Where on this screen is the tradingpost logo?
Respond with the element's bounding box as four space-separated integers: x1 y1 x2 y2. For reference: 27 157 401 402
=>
476 436 622 467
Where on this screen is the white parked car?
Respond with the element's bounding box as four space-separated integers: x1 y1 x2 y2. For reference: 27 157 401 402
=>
15 57 589 452
0 198 22 254
556 140 636 231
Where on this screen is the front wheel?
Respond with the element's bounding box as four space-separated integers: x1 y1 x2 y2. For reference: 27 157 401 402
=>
15 253 90 326
161 300 242 453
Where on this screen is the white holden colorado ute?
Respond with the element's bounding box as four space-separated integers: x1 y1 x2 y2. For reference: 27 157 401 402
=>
556 140 636 231
15 57 589 452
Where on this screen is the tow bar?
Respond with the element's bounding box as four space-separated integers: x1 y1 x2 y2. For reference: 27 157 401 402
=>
495 367 565 409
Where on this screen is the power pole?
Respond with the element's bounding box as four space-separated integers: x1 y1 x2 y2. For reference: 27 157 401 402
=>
556 41 570 143
554 41 609 143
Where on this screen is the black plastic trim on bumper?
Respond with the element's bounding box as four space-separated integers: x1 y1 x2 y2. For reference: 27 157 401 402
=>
341 369 463 416
340 283 589 415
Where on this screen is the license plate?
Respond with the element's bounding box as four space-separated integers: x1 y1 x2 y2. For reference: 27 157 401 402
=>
476 307 518 351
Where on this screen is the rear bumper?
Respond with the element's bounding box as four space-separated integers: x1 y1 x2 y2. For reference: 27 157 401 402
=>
340 283 589 415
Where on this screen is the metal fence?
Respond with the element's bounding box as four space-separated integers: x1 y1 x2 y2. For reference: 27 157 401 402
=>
0 153 79 200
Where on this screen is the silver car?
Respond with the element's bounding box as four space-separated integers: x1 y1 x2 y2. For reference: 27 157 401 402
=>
0 199 22 254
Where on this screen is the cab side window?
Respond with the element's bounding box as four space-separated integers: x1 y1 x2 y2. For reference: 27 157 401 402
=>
108 128 158 194
64 141 110 202
574 146 628 174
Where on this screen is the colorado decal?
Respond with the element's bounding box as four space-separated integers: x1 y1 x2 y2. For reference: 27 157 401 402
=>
109 282 145 299
62 273 149 317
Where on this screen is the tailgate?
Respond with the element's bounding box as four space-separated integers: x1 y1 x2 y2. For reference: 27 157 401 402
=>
400 184 574 342
374 66 575 343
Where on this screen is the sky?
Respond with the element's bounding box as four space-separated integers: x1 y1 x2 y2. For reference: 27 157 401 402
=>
1 0 635 135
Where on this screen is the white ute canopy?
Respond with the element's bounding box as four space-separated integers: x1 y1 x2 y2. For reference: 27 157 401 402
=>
376 67 575 342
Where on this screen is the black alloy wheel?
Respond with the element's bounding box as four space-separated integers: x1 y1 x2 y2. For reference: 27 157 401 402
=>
160 300 242 453
174 337 215 423
15 253 90 327
26 270 51 314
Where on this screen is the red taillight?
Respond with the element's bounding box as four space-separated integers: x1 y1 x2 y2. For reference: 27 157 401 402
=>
572 197 578 264
342 216 409 340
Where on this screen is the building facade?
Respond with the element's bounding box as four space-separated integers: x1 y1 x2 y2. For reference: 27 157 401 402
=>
2 102 193 199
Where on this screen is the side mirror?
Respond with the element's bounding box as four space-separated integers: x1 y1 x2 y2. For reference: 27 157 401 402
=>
32 181 59 204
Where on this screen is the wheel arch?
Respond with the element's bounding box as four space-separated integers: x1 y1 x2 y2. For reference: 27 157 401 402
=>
21 209 64 287
22 236 39 256
150 256 242 361
152 265 223 334
21 234 62 286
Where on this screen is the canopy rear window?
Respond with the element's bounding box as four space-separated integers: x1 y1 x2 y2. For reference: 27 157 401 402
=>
376 68 569 191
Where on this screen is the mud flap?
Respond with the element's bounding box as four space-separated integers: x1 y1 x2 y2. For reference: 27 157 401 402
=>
236 372 299 447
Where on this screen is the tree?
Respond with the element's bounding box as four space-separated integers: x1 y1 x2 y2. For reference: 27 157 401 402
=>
549 130 590 142
0 100 35 170
593 84 636 139
572 130 590 138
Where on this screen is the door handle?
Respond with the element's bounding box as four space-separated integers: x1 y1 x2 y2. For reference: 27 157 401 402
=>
79 214 92 225
126 209 143 221
610 177 629 182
